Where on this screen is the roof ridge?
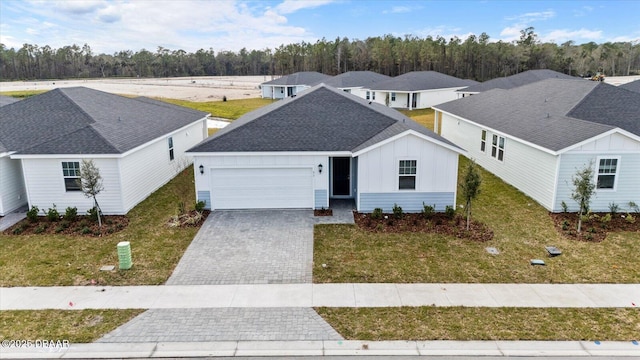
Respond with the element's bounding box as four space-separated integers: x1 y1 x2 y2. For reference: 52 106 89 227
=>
57 88 97 125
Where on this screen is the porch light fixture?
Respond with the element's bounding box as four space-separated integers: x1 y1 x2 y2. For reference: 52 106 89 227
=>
318 163 323 174
199 165 204 175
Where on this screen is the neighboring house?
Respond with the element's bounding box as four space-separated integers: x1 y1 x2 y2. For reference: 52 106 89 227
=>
366 71 478 110
0 87 208 216
323 71 391 99
433 78 640 213
0 95 20 107
261 71 332 99
619 79 640 93
188 84 464 213
456 69 576 98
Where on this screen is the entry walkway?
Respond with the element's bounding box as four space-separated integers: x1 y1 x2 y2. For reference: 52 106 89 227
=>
2 283 638 310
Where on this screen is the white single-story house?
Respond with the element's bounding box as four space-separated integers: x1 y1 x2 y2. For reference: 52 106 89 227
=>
0 87 209 216
188 84 465 213
323 71 391 99
261 71 332 99
434 78 640 213
365 71 477 110
456 69 577 98
0 95 20 107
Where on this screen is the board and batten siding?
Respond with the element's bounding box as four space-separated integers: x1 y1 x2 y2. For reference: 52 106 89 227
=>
0 157 27 215
21 158 123 214
119 120 206 213
193 154 329 210
356 133 459 212
439 112 559 211
553 133 640 212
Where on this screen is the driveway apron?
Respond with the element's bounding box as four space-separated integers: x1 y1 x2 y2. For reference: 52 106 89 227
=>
166 210 315 285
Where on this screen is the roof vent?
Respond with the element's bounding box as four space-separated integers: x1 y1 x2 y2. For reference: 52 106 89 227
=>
546 113 550 118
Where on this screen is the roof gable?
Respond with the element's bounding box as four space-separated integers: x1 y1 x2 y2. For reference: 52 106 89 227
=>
188 84 459 153
369 71 477 91
460 69 576 93
0 87 208 155
262 71 332 86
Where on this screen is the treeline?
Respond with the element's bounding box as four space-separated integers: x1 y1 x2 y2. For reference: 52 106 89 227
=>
1 28 639 81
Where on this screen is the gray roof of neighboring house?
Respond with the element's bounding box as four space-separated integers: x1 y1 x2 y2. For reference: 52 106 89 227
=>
0 87 208 155
619 79 640 93
435 78 640 152
459 69 577 93
0 95 20 107
188 84 461 153
323 71 391 89
262 71 332 86
368 71 478 91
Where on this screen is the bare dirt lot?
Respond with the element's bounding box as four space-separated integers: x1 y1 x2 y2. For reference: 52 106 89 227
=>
0 76 270 102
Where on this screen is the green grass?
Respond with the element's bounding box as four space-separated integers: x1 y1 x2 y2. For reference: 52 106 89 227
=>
0 167 201 287
0 310 143 343
398 108 435 129
158 98 276 120
314 157 640 284
317 307 640 340
0 90 47 98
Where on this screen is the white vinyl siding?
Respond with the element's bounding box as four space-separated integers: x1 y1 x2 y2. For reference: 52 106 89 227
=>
440 112 558 210
0 157 27 216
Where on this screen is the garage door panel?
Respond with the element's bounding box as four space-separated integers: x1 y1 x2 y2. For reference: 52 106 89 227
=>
210 167 313 209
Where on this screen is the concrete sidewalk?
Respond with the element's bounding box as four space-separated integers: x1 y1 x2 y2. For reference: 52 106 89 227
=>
1 340 639 358
2 283 638 310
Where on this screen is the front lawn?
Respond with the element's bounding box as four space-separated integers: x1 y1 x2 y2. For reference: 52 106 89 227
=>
317 307 640 340
159 98 276 120
0 167 201 287
314 157 640 284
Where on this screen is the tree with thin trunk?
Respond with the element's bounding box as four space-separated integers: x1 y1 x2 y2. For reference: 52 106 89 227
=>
79 159 104 227
461 159 482 230
571 161 596 233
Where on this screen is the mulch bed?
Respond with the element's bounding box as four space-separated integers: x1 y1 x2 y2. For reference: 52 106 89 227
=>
550 212 639 242
4 216 129 237
314 208 333 216
353 212 494 242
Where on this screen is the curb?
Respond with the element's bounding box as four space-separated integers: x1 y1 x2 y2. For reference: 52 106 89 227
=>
1 340 639 358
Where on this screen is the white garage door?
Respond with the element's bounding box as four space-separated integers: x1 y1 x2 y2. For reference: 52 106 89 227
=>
210 167 313 209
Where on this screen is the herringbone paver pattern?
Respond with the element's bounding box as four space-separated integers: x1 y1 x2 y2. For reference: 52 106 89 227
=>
97 308 343 342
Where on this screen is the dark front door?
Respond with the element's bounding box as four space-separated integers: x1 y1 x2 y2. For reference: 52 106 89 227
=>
332 157 351 197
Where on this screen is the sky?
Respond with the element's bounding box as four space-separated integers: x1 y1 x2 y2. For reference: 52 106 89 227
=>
1 0 639 54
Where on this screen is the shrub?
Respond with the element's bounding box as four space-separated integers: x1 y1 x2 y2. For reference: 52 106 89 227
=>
34 224 47 234
600 213 612 228
46 205 60 222
561 220 570 231
195 200 206 212
81 226 92 234
625 213 636 224
87 207 99 222
608 202 619 215
375 223 384 232
177 201 186 215
445 205 455 219
628 201 640 214
392 203 403 219
222 95 227 102
371 208 383 220
560 201 568 213
64 206 78 222
12 225 25 235
587 227 596 233
422 203 435 219
26 206 39 223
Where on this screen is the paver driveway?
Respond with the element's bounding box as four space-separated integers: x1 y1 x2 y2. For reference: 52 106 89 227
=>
166 210 315 285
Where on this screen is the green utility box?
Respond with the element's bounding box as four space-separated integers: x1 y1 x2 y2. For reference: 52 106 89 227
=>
117 241 132 270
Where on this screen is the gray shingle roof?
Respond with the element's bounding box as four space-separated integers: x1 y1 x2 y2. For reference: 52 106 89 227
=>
459 69 577 93
0 95 20 107
0 87 208 155
323 71 391 88
619 79 640 93
188 84 460 153
435 78 640 152
262 71 332 86
369 71 478 91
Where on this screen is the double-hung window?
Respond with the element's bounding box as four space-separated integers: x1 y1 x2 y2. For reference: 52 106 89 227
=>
491 134 505 161
399 160 417 190
366 91 371 100
596 158 618 190
168 136 174 161
480 130 487 153
372 92 376 100
62 161 81 191
391 92 396 101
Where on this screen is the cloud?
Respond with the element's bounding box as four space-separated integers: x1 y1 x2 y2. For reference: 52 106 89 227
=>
52 0 107 15
505 10 555 23
543 28 603 43
414 25 474 42
274 0 335 15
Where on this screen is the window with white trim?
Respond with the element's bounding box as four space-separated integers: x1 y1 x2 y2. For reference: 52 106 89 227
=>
391 92 396 101
596 158 618 190
168 136 175 161
62 161 81 191
366 91 370 100
399 160 417 190
372 91 376 100
480 130 487 153
491 134 505 161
